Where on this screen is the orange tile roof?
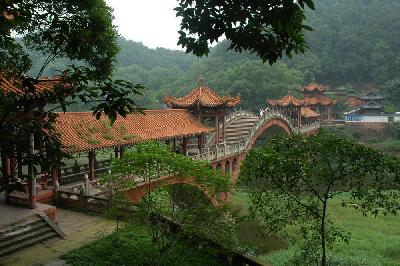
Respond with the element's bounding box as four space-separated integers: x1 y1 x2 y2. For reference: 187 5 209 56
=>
345 96 362 107
267 94 304 107
0 75 61 95
304 97 336 106
56 109 213 153
301 107 320 118
163 79 240 108
300 82 327 93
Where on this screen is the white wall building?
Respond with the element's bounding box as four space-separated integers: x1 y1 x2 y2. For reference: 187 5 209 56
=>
345 110 400 123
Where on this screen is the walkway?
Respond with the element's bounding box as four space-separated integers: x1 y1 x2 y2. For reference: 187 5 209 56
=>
2 209 117 266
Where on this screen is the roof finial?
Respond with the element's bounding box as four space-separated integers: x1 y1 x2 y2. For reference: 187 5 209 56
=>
312 76 316 84
288 90 292 95
199 77 205 86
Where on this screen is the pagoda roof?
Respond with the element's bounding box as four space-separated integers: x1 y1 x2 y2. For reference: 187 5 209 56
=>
267 94 304 107
163 79 240 108
304 97 337 106
360 101 383 109
301 107 320 118
300 82 327 93
359 93 384 101
56 109 212 153
0 75 61 95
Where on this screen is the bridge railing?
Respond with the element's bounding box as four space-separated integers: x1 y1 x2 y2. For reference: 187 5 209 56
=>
194 108 321 161
294 122 321 134
190 139 248 161
224 108 257 124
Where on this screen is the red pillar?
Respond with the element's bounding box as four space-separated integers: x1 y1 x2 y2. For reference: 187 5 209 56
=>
88 150 95 181
2 156 11 203
51 168 58 190
182 137 188 155
299 107 302 127
198 133 204 153
173 138 176 153
215 114 219 145
2 156 11 178
28 133 36 209
114 147 119 159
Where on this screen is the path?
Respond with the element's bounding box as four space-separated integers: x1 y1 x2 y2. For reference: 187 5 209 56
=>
2 209 117 266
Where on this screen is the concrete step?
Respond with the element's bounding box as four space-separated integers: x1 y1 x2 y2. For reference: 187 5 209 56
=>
0 230 58 257
0 224 52 250
0 216 43 236
0 213 62 257
0 220 47 243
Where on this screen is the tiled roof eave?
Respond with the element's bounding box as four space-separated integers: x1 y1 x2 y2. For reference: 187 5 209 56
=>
57 110 213 154
62 129 212 154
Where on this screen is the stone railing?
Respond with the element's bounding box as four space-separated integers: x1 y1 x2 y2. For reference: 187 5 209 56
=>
190 140 248 161
224 108 257 124
58 159 111 185
246 108 295 144
206 108 257 146
293 122 321 134
192 108 321 161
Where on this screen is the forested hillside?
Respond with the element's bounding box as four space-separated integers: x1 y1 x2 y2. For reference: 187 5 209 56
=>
29 0 400 111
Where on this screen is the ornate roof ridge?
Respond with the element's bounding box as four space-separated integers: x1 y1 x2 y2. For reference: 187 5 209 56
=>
300 81 327 92
163 79 240 108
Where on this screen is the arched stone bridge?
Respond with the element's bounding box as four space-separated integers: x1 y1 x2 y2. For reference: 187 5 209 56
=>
125 108 320 205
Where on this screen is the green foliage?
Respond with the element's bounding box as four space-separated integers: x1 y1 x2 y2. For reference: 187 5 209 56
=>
108 142 229 195
175 0 314 64
63 222 222 266
380 78 400 110
294 0 400 85
0 0 144 193
101 142 235 265
240 132 400 265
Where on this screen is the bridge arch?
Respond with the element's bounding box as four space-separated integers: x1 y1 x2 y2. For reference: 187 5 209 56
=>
124 176 219 206
246 117 293 151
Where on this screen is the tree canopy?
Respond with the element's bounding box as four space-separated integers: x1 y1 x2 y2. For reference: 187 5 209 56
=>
240 132 400 265
175 0 315 64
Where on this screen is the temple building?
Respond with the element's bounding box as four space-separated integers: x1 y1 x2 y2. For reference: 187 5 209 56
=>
163 78 240 144
300 82 337 121
266 93 319 126
358 93 385 114
267 81 335 124
344 92 400 123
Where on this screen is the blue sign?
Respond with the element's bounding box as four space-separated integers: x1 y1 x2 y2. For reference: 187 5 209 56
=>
345 115 364 122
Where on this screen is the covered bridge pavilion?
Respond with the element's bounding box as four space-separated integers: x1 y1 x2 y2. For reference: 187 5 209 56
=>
54 109 213 183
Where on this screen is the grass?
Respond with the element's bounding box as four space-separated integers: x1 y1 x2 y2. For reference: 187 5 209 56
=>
63 220 223 266
231 191 400 266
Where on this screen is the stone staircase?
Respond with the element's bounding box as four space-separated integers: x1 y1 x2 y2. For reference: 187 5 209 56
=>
0 211 64 257
219 115 259 143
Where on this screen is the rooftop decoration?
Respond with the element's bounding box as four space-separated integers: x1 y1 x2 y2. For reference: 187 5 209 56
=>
56 109 212 153
163 78 240 109
300 81 327 93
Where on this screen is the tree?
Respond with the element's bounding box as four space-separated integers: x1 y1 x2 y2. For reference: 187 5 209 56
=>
0 0 145 197
101 142 237 265
240 132 400 265
175 0 315 63
380 78 400 110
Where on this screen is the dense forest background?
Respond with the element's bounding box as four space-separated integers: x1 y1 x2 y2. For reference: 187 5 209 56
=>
29 0 400 111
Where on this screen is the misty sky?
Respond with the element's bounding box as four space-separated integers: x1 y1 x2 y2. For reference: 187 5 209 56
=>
105 0 182 50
